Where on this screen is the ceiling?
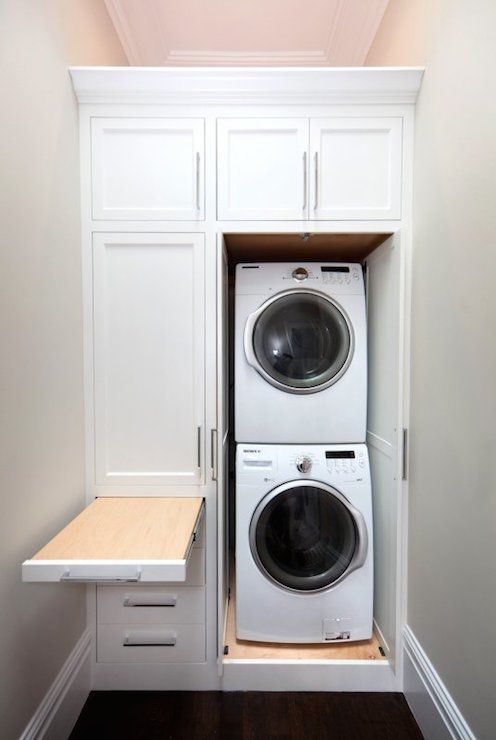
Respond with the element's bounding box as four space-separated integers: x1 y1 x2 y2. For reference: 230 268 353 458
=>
104 0 390 67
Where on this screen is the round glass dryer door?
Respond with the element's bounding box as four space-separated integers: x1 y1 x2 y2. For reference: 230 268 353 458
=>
249 291 353 393
250 482 367 592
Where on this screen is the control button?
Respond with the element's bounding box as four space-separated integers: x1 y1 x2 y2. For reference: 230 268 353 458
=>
359 460 365 468
296 455 312 473
292 267 308 282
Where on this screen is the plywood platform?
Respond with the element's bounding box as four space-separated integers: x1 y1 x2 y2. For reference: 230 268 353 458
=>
225 572 386 661
31 497 204 561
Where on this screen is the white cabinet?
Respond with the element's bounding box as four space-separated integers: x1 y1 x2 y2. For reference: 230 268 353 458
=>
93 233 205 486
217 117 402 221
310 118 402 220
91 118 204 220
217 118 309 220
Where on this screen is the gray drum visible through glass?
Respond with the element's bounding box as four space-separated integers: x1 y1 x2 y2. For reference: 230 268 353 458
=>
251 292 352 391
250 483 362 592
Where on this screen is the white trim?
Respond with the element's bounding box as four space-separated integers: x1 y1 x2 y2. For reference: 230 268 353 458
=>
165 50 329 66
221 660 396 691
69 67 424 106
403 626 476 740
20 629 91 740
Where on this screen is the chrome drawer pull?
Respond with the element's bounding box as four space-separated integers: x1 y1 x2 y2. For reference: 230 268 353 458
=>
61 570 141 583
123 594 177 608
123 632 177 647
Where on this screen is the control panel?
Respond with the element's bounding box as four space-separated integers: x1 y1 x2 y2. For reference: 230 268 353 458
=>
320 265 361 286
237 445 368 486
235 263 364 295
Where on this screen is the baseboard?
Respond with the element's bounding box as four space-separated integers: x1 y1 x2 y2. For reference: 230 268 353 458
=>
20 629 92 740
403 626 475 740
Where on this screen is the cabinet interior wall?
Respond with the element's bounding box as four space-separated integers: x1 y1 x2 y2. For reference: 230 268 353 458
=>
220 230 406 673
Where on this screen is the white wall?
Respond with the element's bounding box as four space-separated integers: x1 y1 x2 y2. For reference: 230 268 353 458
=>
367 2 496 738
0 2 126 738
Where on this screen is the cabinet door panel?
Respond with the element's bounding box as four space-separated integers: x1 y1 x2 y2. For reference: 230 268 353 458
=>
92 118 204 220
93 233 204 485
217 118 308 220
310 118 402 220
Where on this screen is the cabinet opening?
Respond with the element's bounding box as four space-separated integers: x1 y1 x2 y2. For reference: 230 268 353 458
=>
218 230 401 667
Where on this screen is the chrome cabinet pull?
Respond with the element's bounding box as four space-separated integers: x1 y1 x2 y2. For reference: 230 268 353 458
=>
123 594 177 608
195 152 200 210
302 152 307 210
314 151 319 210
197 426 201 469
211 428 218 481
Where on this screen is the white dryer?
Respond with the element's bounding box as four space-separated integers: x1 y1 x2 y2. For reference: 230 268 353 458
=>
236 443 373 643
235 262 367 444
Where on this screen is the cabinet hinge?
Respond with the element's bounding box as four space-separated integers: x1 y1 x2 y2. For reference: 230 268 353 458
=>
402 428 408 480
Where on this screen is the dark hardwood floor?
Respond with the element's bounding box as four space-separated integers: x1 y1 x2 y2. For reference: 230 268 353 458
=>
70 691 424 739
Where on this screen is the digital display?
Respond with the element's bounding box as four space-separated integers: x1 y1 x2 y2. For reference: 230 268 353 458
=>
325 451 355 459
321 266 350 273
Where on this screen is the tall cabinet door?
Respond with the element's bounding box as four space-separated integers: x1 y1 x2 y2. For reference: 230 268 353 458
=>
310 118 402 220
217 118 309 220
91 118 204 220
93 233 205 486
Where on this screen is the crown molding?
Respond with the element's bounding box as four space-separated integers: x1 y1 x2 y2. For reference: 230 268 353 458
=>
163 51 329 67
69 67 424 106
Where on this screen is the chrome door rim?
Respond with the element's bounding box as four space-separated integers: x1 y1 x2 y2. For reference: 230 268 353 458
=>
243 288 355 395
249 479 368 593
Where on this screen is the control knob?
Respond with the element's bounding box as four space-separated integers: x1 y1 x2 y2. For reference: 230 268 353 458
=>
296 455 312 474
292 267 308 282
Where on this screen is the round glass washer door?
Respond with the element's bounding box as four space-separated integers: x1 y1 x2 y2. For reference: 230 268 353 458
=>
250 481 367 592
245 290 353 394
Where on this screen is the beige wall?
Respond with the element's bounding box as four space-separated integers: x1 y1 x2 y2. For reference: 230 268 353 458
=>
367 2 496 738
0 2 126 738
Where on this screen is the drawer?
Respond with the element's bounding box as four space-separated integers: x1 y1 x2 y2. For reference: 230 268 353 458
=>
97 623 206 663
22 497 205 583
97 585 205 625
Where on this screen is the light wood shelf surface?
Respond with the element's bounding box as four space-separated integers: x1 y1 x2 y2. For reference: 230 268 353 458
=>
32 497 204 561
225 569 386 661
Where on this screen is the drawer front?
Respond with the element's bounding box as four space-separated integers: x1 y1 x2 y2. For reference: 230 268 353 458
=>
97 623 206 663
97 585 205 625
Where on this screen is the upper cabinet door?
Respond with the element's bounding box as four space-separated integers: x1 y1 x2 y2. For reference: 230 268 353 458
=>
91 118 205 220
310 118 402 220
217 118 309 220
93 233 205 486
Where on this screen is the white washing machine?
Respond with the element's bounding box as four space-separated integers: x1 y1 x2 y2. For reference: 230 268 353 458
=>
235 262 367 444
236 443 373 643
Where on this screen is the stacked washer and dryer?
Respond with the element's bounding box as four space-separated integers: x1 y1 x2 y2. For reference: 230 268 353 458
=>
234 262 373 643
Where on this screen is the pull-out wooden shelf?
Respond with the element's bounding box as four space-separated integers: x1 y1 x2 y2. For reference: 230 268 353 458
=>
22 497 205 583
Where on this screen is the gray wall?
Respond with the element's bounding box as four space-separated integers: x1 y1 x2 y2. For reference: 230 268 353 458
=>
0 2 126 737
368 1 496 737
